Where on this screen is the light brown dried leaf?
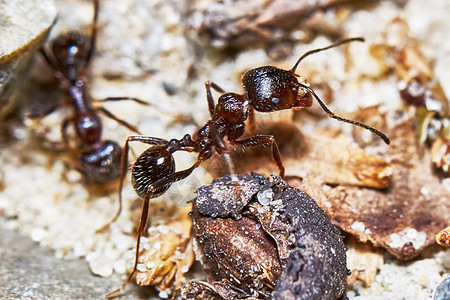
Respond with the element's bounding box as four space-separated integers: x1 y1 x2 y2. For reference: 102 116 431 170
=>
346 236 384 286
436 227 450 247
135 206 194 290
295 112 449 259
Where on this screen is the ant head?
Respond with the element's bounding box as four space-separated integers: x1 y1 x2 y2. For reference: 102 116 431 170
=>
78 140 122 184
243 37 390 144
51 32 91 80
132 145 176 199
243 38 366 113
242 66 313 112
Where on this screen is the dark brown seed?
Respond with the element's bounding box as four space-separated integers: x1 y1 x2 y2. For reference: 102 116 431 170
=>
188 173 348 300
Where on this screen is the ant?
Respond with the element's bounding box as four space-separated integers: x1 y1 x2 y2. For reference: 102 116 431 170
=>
36 0 148 184
106 37 390 297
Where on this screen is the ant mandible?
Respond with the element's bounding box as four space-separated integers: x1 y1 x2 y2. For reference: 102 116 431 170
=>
107 37 390 297
37 0 148 184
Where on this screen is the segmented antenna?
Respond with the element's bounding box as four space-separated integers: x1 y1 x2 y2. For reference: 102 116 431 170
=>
290 37 365 73
299 83 390 144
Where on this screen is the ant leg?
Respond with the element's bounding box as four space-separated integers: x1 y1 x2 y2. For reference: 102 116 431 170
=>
246 107 257 135
97 97 175 117
209 124 238 178
40 47 61 75
107 156 204 297
210 127 243 201
233 135 285 178
26 99 66 120
85 0 99 66
106 185 154 299
96 106 141 134
208 81 226 94
97 96 149 106
60 117 72 150
96 136 167 233
38 116 72 152
204 81 226 118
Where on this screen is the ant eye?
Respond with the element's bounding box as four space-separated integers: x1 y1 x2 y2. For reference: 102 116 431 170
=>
271 97 280 105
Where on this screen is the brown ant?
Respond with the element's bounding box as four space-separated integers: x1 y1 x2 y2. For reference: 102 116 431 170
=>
106 37 389 297
36 0 148 184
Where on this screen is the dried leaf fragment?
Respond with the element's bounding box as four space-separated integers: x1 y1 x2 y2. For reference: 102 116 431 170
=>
346 236 384 287
135 206 194 291
372 17 450 175
436 227 450 247
187 0 347 49
297 112 449 259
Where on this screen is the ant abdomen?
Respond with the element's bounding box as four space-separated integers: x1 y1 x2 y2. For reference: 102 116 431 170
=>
78 140 122 184
243 66 312 112
131 146 176 198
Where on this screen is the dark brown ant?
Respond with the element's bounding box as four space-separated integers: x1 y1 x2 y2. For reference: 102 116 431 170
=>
241 37 390 145
36 0 148 184
107 37 390 297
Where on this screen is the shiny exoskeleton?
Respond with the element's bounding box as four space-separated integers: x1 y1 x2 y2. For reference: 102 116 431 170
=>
39 0 147 184
241 37 390 145
107 37 390 298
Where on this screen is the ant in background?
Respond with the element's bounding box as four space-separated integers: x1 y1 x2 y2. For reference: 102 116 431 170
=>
35 0 148 184
107 37 390 297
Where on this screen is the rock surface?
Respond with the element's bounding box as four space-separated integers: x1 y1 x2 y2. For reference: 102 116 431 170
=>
0 226 157 299
0 0 57 119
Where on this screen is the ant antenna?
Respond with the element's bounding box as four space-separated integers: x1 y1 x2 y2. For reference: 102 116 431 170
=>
85 0 99 66
290 37 365 74
299 83 390 145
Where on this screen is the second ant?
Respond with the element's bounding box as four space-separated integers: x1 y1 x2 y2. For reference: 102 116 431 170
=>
32 0 148 185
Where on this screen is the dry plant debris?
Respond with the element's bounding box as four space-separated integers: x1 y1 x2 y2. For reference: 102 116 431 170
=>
372 17 450 176
133 205 194 293
185 173 348 300
436 227 450 247
345 236 384 287
186 0 348 49
2 1 449 299
206 109 449 260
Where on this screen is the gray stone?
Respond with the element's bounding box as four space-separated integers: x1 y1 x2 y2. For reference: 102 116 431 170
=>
0 228 158 299
0 0 57 119
434 274 450 300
